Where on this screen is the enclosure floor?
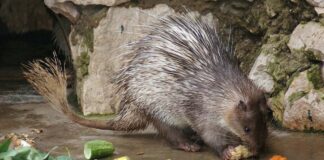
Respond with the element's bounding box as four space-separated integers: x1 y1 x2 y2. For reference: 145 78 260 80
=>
0 103 324 160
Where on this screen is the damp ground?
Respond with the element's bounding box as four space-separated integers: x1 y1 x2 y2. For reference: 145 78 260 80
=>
1 102 324 160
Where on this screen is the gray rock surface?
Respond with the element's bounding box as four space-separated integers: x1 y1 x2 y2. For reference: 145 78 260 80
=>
288 22 324 61
45 0 129 7
283 89 324 130
44 0 130 23
66 0 130 6
281 69 324 131
248 53 275 93
283 72 311 107
314 7 324 15
44 0 80 23
306 0 324 7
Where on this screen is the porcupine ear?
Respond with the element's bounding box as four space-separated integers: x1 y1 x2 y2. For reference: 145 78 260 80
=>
237 100 247 112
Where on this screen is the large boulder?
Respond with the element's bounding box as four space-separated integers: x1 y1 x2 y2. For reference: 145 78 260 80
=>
249 24 324 131
249 34 291 94
66 4 215 115
263 21 324 131
306 0 324 7
248 49 275 93
288 22 324 61
283 70 324 130
44 0 130 23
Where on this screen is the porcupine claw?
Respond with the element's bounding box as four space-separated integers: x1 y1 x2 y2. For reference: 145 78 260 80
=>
222 146 235 160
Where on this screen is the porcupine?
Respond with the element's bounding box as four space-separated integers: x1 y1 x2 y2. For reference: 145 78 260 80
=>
24 12 269 160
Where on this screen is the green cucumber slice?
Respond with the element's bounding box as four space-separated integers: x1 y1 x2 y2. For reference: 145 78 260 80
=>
84 140 114 160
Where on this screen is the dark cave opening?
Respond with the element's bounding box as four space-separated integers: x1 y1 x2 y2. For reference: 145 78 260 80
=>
0 12 69 104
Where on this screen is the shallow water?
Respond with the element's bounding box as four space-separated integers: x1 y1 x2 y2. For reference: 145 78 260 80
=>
0 79 44 104
1 103 324 160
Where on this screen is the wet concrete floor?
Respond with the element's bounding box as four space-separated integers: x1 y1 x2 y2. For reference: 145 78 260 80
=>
1 103 324 160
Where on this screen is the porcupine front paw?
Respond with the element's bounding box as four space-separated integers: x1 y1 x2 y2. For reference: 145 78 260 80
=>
166 132 202 152
222 146 235 160
177 142 201 152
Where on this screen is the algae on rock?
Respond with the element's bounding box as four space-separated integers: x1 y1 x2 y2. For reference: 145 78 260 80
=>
269 91 285 124
266 35 312 95
69 6 108 109
76 51 90 80
307 64 324 90
288 91 308 104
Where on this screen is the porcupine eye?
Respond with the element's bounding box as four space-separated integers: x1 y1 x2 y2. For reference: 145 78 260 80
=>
244 127 250 133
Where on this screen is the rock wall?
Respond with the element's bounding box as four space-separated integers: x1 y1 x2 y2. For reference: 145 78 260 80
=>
248 1 324 131
47 0 324 131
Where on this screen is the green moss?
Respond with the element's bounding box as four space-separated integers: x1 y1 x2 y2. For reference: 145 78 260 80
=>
269 91 285 124
265 0 285 17
265 35 312 96
83 28 94 52
71 6 108 52
288 91 307 104
307 65 324 90
268 54 309 81
71 24 94 52
319 18 324 26
309 50 324 61
76 51 90 79
234 38 261 74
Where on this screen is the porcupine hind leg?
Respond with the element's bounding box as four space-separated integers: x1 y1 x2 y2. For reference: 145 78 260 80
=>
106 103 149 131
152 119 202 152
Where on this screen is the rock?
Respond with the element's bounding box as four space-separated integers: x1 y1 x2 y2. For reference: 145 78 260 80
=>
248 53 275 93
44 0 130 23
248 34 290 94
283 89 324 130
322 63 324 80
45 0 130 7
288 22 324 91
70 0 130 6
288 22 324 61
283 71 311 107
281 67 324 131
306 0 324 7
265 0 285 18
44 0 80 23
81 75 117 115
315 7 324 15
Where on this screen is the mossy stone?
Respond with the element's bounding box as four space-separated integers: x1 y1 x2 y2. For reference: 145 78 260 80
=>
270 91 285 124
288 91 307 104
76 51 90 80
307 65 324 90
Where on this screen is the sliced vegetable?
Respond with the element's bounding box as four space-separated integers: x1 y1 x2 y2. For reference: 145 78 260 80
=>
84 140 115 160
